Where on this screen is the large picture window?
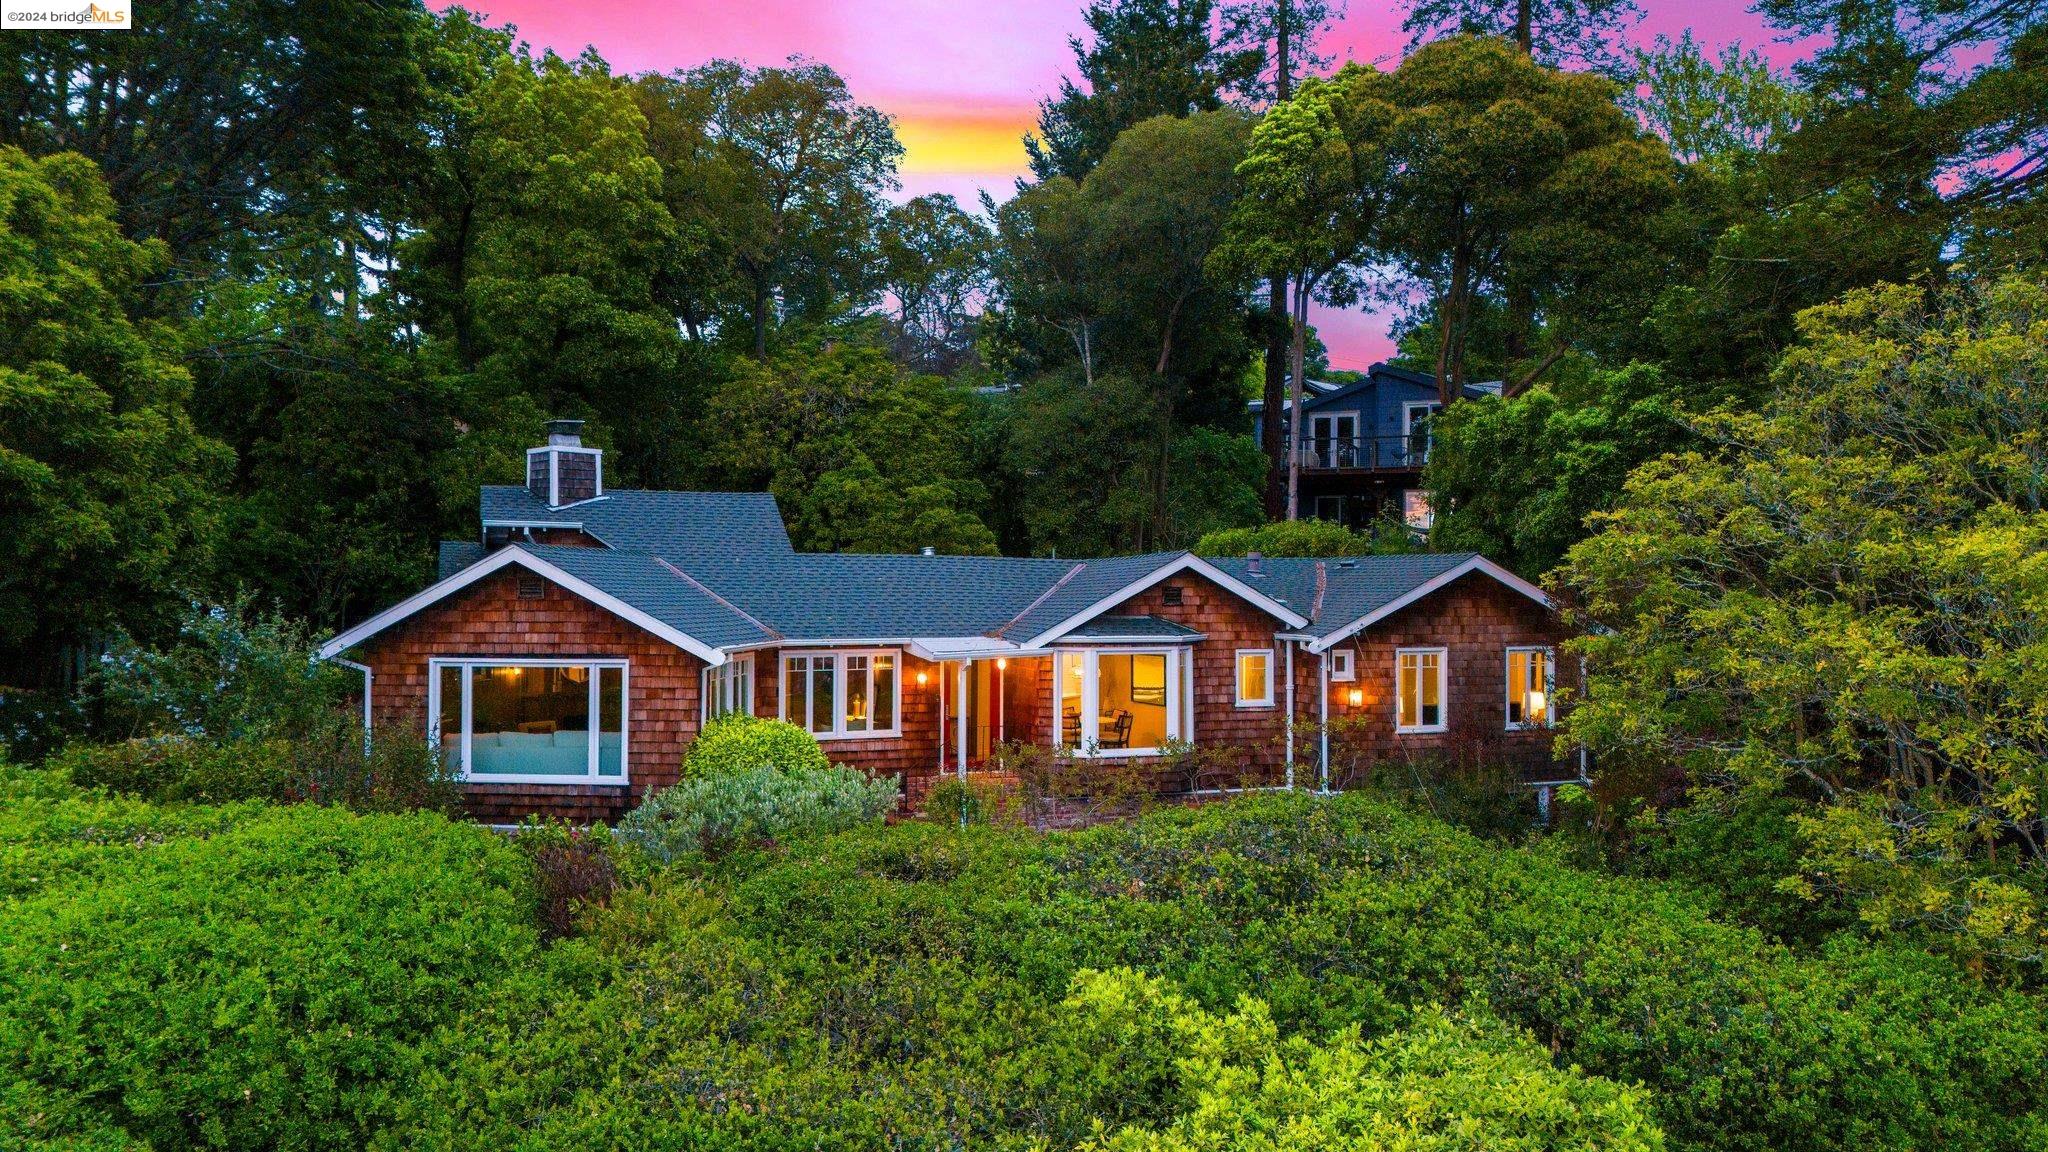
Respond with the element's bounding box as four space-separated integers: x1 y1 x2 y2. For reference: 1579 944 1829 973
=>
1506 647 1553 730
429 658 628 783
782 650 899 739
702 654 753 723
1395 647 1447 733
1054 648 1183 755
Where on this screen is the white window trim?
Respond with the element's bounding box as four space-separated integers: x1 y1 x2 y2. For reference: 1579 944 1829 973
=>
1051 647 1184 758
427 657 631 785
779 648 903 741
1330 648 1356 682
1394 646 1449 734
1505 646 1554 731
702 653 754 724
1234 648 1275 708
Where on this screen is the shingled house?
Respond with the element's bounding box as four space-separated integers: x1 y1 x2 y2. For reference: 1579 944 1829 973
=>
318 421 1579 823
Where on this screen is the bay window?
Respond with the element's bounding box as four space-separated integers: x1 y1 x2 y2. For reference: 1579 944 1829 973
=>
782 650 899 739
429 658 628 783
1053 648 1183 755
1395 647 1446 733
702 654 753 723
1506 647 1553 730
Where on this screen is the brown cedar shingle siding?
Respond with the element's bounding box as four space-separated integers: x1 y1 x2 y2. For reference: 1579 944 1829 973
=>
1295 572 1576 786
355 565 705 823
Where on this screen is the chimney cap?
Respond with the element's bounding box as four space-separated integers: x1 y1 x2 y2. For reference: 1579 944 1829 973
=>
546 418 585 447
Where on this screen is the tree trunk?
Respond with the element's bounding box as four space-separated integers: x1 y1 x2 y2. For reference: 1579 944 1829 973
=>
1515 0 1533 54
1435 243 1471 408
752 277 769 360
1286 274 1309 521
1275 0 1292 101
1262 277 1289 518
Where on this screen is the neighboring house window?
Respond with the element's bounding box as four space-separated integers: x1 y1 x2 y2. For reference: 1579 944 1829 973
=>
1235 649 1274 707
782 650 900 739
1330 648 1356 681
1402 489 1434 531
1506 647 1553 729
429 658 627 783
1403 401 1440 464
1395 647 1447 733
1054 648 1183 755
701 654 753 723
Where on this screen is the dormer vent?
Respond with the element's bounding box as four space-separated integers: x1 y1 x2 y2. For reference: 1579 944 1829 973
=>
527 419 603 508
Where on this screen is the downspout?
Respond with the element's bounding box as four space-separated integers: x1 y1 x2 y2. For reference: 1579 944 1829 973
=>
956 660 970 783
1577 654 1590 783
1318 650 1330 793
1283 641 1295 790
333 656 373 754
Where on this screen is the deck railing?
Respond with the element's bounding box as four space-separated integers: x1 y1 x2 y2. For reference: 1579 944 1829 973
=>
1295 434 1430 471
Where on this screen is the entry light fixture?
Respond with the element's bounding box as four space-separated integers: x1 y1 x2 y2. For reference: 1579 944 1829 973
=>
1347 688 1364 707
916 671 929 686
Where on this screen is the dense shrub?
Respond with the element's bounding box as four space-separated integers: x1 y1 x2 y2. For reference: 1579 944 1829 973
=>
90 596 351 742
515 817 620 939
1069 969 1662 1152
1629 793 1858 945
0 765 257 900
0 798 537 1151
615 764 899 862
51 717 459 813
682 713 831 778
924 774 1023 826
398 793 2047 1152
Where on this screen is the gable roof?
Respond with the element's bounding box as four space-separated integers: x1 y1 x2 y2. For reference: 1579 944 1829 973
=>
318 545 769 663
1206 553 1551 653
1003 552 1310 646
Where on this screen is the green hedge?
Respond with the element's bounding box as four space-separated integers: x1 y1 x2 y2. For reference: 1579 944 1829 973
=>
0 788 538 1151
616 762 899 863
399 794 2048 1152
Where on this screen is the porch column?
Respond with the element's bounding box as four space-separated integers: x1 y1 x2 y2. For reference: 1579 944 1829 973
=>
1318 649 1330 793
1283 642 1295 790
956 659 969 781
935 661 946 772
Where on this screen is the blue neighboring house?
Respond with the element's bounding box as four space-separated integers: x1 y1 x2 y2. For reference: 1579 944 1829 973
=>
1250 363 1500 532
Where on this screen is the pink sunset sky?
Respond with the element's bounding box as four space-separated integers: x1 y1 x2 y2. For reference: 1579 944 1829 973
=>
442 0 1798 368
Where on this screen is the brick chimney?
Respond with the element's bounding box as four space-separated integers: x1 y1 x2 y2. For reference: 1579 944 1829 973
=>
526 419 603 507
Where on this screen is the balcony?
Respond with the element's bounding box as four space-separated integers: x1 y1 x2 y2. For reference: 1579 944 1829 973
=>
1296 434 1431 473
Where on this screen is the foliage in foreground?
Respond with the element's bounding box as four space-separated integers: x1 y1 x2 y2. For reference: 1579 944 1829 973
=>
1556 275 2048 965
1071 969 1662 1152
413 793 2046 1152
615 762 900 863
681 714 832 779
0 770 536 1151
3 773 2043 1152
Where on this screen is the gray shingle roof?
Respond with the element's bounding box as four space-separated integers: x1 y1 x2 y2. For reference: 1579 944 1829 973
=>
521 544 775 650
1060 615 1206 642
437 540 485 580
1208 553 1479 640
432 486 1521 654
480 487 794 563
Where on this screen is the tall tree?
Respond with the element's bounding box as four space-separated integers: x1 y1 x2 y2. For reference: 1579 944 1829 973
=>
0 148 229 680
1624 32 1809 171
683 58 903 358
1399 0 1643 70
1218 0 1343 516
1026 0 1259 183
986 178 1108 384
1215 75 1394 517
1376 35 1675 403
876 194 994 374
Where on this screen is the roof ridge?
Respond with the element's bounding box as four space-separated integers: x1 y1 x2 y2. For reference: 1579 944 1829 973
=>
991 561 1086 639
654 555 783 642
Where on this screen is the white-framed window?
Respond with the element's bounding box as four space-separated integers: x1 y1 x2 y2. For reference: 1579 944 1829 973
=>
781 649 900 739
1053 648 1184 756
1235 649 1274 708
1402 489 1434 531
428 658 628 784
1395 647 1447 733
1330 648 1356 681
701 654 753 723
1506 646 1553 730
